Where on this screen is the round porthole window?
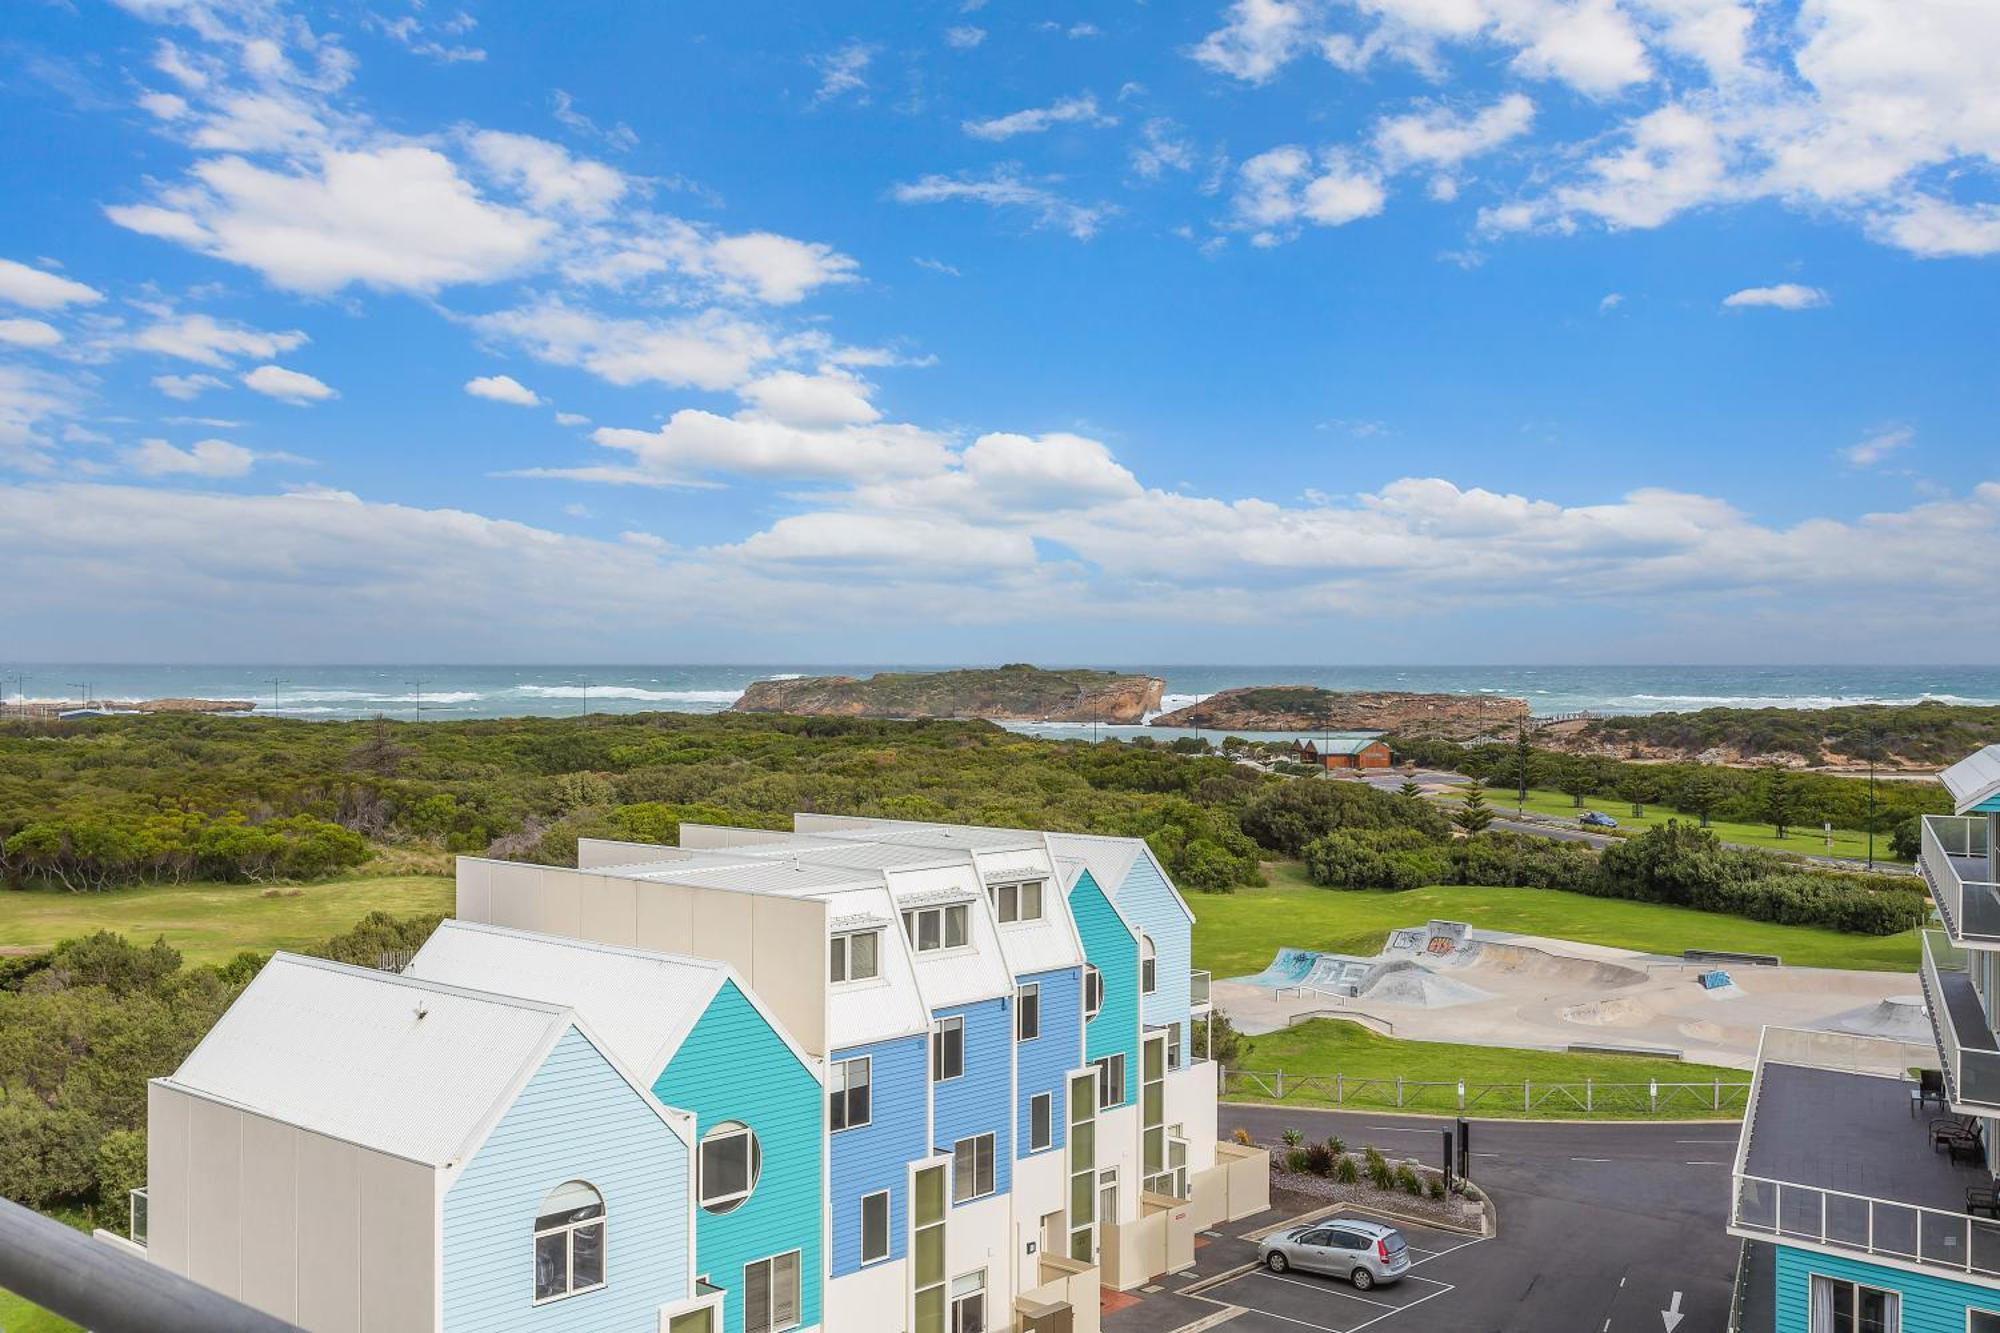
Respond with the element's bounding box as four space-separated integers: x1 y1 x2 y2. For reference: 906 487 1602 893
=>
698 1121 761 1214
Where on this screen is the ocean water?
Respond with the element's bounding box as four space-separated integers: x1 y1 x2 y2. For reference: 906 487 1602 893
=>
5 664 1997 737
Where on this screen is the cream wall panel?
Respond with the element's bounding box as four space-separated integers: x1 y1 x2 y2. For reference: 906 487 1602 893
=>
295 1129 362 1333
749 894 827 1056
578 872 639 945
184 1094 241 1296
634 881 696 953
145 1083 190 1275
359 1151 437 1333
236 1114 300 1321
536 867 582 939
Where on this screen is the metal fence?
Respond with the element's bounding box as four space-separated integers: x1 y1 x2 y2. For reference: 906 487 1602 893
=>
1221 1068 1752 1116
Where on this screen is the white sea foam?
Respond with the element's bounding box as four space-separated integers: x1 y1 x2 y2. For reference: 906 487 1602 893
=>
514 685 744 703
1618 691 1995 710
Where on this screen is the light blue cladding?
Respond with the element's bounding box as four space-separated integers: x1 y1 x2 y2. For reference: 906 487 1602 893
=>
828 1033 927 1277
442 1026 689 1333
1115 852 1195 1070
1773 1244 2000 1331
931 995 1014 1206
1014 965 1082 1158
653 980 822 1333
1071 870 1140 1107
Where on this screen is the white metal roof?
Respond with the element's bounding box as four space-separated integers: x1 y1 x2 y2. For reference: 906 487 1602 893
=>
403 920 793 1083
1942 745 2000 815
164 954 591 1167
820 885 932 1048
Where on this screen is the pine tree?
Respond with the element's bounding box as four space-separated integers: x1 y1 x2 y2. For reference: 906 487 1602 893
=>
1452 786 1494 834
1397 778 1423 801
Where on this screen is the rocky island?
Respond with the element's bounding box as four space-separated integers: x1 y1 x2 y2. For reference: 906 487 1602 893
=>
1150 685 1527 740
732 665 1165 723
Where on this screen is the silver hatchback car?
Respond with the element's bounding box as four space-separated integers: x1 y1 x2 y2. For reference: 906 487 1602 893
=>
1259 1219 1410 1290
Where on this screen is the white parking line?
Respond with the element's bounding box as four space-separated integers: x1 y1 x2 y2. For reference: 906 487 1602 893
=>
1408 1237 1486 1266
1343 1278 1457 1333
1250 1272 1396 1311
1570 1156 1614 1163
1685 1160 1728 1166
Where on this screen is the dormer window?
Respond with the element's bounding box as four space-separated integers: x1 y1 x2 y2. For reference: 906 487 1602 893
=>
830 930 880 983
902 904 968 953
987 879 1045 924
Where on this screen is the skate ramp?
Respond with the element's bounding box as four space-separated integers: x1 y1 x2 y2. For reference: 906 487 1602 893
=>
1559 995 1657 1027
1828 995 1929 1043
1461 941 1648 990
1297 954 1372 995
1354 960 1492 1008
1236 947 1321 989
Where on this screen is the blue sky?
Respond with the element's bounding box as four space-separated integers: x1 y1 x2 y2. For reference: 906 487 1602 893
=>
0 0 1995 663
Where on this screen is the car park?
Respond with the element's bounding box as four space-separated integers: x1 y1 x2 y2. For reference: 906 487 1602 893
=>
1259 1218 1411 1290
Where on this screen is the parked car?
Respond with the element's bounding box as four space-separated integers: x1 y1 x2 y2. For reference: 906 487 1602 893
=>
1259 1219 1410 1289
1579 810 1619 828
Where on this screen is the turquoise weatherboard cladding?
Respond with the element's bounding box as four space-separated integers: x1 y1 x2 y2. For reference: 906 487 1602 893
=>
828 1033 928 1276
931 994 1014 1205
1114 852 1194 1070
1014 965 1082 1157
441 1025 689 1333
1773 1243 2000 1330
652 979 822 1333
1070 869 1140 1106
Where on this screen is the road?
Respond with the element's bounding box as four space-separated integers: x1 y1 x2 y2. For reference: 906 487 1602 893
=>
1223 1104 1741 1333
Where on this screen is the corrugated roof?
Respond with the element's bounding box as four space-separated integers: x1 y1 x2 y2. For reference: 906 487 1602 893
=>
820 886 932 1048
634 858 883 896
1304 735 1388 755
164 954 573 1166
1942 745 2000 815
403 921 732 1081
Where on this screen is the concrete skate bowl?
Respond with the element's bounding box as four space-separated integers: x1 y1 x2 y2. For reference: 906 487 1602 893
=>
1558 995 1659 1028
1354 960 1492 1008
1236 947 1321 990
1827 995 1929 1043
1458 941 1648 992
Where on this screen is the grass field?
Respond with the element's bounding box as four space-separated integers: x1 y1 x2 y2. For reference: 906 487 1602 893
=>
0 872 454 963
1458 783 1902 863
1192 861 1923 977
0 1289 79 1333
1224 1018 1749 1120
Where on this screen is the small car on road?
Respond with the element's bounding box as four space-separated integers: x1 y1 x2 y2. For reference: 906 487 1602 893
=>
1259 1219 1410 1290
1579 810 1620 828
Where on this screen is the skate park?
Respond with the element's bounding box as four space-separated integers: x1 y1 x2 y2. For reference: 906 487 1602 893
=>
1215 920 1932 1072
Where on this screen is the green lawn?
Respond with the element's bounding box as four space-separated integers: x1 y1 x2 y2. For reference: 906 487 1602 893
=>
1192 862 1923 977
0 872 454 964
1224 1018 1749 1120
1459 783 1902 863
0 1289 80 1333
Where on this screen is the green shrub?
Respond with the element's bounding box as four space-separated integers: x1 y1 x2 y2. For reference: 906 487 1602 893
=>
1367 1156 1394 1190
1427 1176 1446 1200
1303 1142 1335 1176
1396 1163 1422 1195
1326 1134 1346 1156
1336 1154 1360 1184
1282 1127 1304 1147
1286 1149 1311 1174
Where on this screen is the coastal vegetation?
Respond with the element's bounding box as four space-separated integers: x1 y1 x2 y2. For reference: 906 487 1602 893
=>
1567 700 2000 768
1461 783 1896 860
1151 685 1525 740
731 663 1164 722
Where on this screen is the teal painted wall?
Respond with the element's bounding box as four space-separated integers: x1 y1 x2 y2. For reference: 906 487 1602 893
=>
654 979 823 1333
1773 1243 2000 1331
442 1025 689 1333
1071 869 1140 1106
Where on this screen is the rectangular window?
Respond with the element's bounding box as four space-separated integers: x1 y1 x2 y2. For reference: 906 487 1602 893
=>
952 1134 996 1203
1167 1021 1182 1070
950 1270 987 1333
1030 1092 1053 1152
1082 966 1102 1020
933 1016 964 1082
903 905 971 953
744 1250 802 1333
830 930 879 983
914 1165 946 1333
1809 1276 1898 1333
989 880 1045 924
668 1308 715 1333
861 1190 891 1265
830 1056 871 1131
700 1125 758 1212
1971 1313 2000 1333
1092 1054 1126 1109
1017 983 1040 1041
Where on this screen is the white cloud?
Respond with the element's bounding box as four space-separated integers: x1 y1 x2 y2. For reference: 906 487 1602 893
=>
1233 147 1386 242
1374 94 1536 169
140 91 191 120
467 130 627 218
914 257 962 277
242 364 336 403
555 411 591 426
1191 0 1318 83
892 168 1113 240
128 312 308 366
1722 283 1829 310
1131 119 1198 179
0 364 78 468
963 95 1117 141
464 374 542 406
729 512 1038 570
1599 292 1625 312
152 372 229 400
107 146 553 295
127 437 258 477
0 319 63 348
739 369 880 427
1839 425 1914 467
590 410 953 485
944 25 987 49
470 299 775 392
550 90 638 153
708 232 859 305
0 258 104 310
810 41 874 106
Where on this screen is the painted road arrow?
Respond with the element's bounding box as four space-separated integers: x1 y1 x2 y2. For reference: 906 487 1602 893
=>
1661 1291 1684 1332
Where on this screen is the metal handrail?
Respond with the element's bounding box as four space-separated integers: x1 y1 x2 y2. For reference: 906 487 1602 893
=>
1190 969 1211 1007
0 1195 300 1332
1731 1170 2000 1278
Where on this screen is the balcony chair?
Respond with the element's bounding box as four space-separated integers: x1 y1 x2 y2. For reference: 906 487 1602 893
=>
1913 1069 1948 1115
1968 1186 2000 1218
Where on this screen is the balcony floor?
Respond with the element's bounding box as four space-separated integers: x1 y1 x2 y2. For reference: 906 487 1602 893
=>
1743 1063 1986 1213
1934 963 2000 1056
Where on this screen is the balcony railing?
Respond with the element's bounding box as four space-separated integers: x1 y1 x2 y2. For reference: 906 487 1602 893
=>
1190 970 1211 1009
1922 816 2000 944
1731 1173 2000 1277
129 1187 147 1247
1920 930 2000 1110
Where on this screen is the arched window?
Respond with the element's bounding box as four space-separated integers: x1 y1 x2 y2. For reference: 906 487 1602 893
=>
1140 936 1157 996
533 1180 605 1303
1082 964 1103 1021
699 1120 762 1214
